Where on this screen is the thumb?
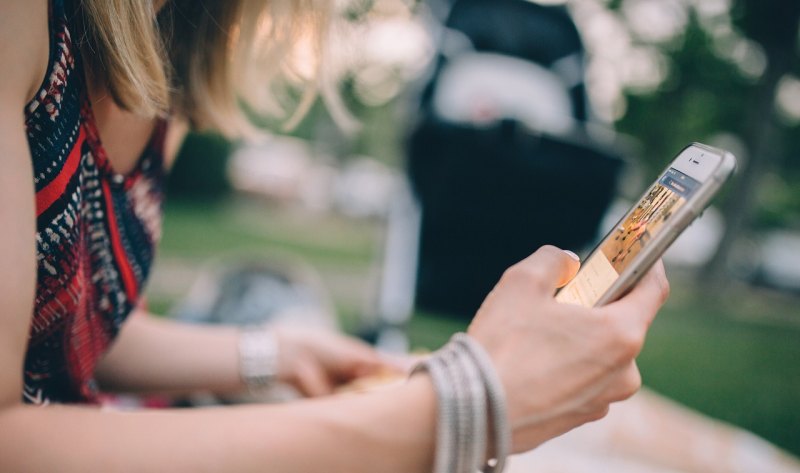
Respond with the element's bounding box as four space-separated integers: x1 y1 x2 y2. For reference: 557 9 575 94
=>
605 259 669 330
510 245 581 295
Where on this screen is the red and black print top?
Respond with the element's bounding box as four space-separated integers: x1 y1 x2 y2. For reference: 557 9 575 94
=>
22 0 166 404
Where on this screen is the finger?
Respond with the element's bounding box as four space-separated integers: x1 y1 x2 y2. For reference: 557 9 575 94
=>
334 337 387 379
380 353 425 374
556 251 581 289
511 405 610 453
295 358 334 397
603 361 642 403
580 405 611 424
508 245 581 295
604 259 669 330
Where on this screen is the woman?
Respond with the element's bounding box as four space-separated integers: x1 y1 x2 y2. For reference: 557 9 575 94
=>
0 0 669 471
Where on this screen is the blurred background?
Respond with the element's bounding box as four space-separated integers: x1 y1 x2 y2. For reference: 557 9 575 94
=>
147 0 799 459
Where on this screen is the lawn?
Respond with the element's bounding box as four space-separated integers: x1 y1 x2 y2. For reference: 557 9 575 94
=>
147 198 800 457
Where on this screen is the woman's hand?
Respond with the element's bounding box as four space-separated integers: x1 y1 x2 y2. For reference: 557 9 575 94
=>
468 245 670 453
273 326 392 397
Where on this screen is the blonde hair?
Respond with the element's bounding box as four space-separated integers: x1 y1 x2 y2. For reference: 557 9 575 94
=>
78 0 349 136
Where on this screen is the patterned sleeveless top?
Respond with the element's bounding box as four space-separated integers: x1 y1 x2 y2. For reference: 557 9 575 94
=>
23 0 166 404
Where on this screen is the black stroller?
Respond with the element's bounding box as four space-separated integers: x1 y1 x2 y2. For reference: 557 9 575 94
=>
376 0 630 337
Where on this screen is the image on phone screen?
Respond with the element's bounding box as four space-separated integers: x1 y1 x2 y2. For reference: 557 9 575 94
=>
556 167 701 307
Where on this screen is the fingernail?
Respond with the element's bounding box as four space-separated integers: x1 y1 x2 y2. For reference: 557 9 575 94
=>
563 250 580 262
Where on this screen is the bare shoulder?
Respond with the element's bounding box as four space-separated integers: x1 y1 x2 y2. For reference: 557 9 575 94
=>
0 0 50 105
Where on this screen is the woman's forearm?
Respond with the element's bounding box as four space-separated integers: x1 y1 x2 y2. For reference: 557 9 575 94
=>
0 376 436 473
94 311 245 396
95 311 390 399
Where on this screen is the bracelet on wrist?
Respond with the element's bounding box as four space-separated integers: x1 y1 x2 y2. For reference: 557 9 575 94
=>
412 333 510 473
238 325 279 391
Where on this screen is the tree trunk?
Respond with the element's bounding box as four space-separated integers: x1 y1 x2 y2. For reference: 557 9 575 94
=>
702 49 794 290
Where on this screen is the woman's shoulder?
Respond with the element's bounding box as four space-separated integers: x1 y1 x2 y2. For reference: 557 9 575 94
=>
0 0 51 107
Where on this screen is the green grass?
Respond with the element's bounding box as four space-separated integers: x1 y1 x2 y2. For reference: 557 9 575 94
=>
150 199 800 457
638 293 800 456
149 198 382 327
158 198 380 266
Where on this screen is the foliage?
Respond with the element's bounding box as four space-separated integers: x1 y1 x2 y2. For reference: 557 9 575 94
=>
610 0 800 230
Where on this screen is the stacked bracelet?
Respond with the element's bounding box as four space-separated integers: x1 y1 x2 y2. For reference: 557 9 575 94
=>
451 334 510 473
412 333 511 473
238 325 279 391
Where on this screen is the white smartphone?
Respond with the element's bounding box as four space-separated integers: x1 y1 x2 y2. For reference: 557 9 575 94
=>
556 143 737 308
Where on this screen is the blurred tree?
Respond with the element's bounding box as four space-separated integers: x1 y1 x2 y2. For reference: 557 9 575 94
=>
703 0 800 285
607 0 800 287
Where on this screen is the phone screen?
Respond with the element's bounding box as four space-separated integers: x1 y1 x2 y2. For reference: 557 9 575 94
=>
556 167 701 307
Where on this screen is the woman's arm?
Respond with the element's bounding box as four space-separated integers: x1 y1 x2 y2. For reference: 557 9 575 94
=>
94 312 244 396
94 311 387 397
0 378 438 472
0 0 48 407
